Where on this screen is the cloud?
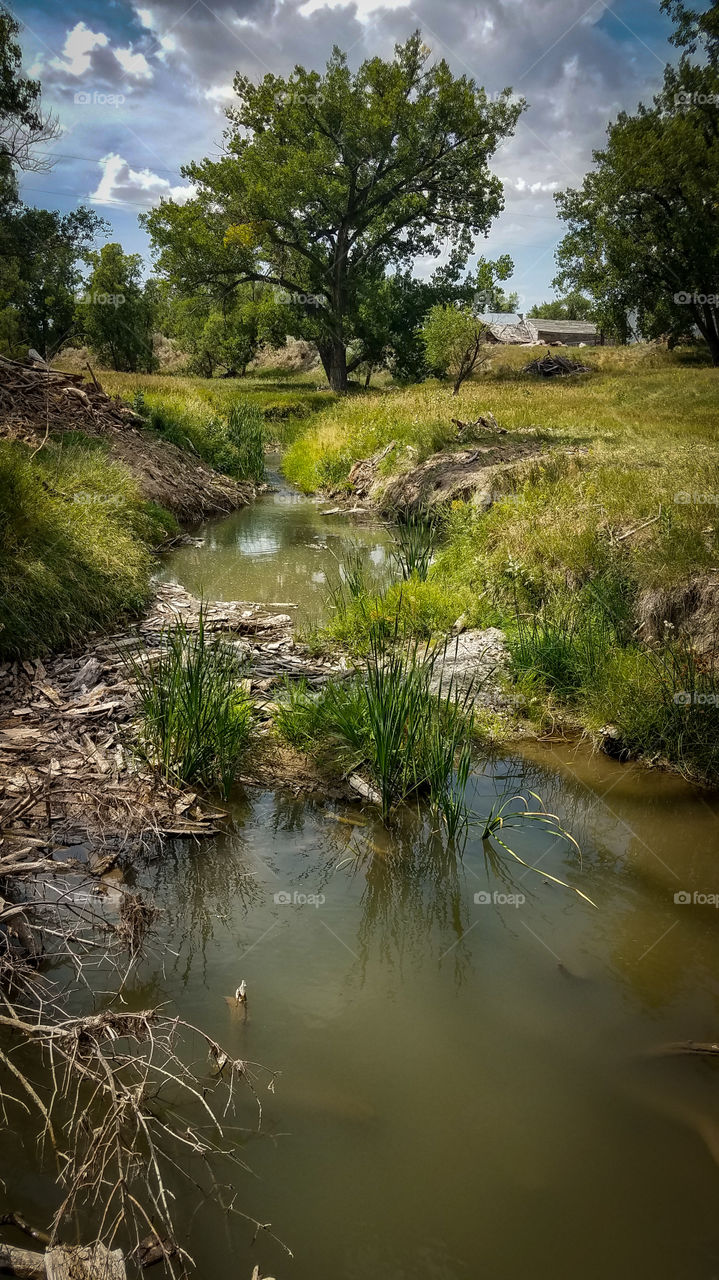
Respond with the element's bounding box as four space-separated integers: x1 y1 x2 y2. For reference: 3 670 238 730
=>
89 153 196 208
115 47 153 79
22 0 676 303
50 22 109 77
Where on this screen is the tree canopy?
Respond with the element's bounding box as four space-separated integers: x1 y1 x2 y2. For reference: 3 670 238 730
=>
78 243 156 372
553 0 719 361
145 32 523 389
0 4 58 210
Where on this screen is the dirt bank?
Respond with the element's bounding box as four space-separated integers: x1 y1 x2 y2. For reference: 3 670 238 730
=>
337 438 546 513
0 358 253 521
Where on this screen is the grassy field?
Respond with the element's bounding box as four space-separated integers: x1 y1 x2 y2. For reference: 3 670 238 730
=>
277 343 719 782
0 436 176 659
7 344 719 782
284 344 719 593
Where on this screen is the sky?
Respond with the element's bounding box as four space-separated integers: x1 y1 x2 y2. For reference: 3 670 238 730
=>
12 0 677 308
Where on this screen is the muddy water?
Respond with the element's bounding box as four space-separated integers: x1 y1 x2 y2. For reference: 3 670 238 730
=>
159 456 394 625
145 480 719 1278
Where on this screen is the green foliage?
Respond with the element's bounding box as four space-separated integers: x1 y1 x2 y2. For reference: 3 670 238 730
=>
144 31 523 389
276 624 476 832
507 577 719 784
127 609 253 798
0 437 174 659
0 206 107 358
134 391 265 482
527 292 595 322
78 243 157 372
226 401 265 482
421 304 489 393
0 4 58 210
391 511 442 582
554 3 719 360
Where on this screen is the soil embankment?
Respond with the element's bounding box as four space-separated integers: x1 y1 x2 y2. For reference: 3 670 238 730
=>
0 357 252 521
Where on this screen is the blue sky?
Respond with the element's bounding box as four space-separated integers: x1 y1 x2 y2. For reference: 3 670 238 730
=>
12 0 676 308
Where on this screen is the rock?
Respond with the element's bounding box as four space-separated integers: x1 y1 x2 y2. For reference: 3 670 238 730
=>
429 628 509 706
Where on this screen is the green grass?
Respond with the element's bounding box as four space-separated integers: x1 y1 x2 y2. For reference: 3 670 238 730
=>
276 623 477 833
283 344 719 594
127 608 253 797
0 437 176 660
100 369 335 447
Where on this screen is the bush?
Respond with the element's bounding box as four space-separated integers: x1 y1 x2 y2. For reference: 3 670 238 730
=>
276 624 475 833
136 392 265 481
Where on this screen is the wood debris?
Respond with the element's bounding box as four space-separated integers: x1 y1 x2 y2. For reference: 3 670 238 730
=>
521 351 591 377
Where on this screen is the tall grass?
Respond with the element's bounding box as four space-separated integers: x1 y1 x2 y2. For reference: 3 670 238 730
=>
276 621 476 832
391 511 441 582
226 402 265 482
131 392 265 482
127 609 253 797
508 577 719 784
0 437 175 659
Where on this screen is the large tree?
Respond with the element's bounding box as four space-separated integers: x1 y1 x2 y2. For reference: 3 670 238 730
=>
0 206 106 357
553 0 719 362
0 4 58 211
78 243 157 372
145 32 522 390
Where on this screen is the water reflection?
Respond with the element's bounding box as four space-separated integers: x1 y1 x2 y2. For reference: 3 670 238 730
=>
159 459 394 624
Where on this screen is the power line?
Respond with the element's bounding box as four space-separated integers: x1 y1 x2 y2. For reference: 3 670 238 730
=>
32 148 183 177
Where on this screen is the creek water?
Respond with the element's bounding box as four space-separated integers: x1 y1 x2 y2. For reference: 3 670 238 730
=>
158 456 394 626
12 472 719 1279
154 473 719 1279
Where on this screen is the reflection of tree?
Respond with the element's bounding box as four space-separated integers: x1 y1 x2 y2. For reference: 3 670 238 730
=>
138 815 262 985
331 809 474 986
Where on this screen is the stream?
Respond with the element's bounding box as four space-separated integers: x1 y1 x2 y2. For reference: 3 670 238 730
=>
12 469 719 1278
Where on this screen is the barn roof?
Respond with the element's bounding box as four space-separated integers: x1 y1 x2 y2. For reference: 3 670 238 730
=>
532 318 598 336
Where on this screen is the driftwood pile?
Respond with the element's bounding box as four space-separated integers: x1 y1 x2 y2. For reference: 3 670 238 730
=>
0 355 140 439
0 584 347 867
521 352 591 377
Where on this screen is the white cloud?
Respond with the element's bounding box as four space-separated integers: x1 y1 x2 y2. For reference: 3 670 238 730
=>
115 47 153 79
136 7 154 28
204 83 235 102
298 0 409 18
51 22 109 77
89 153 196 208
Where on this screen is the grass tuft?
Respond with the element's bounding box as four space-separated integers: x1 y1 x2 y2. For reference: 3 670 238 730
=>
127 609 253 798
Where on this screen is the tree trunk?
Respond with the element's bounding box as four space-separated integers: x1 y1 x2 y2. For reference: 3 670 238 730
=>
692 302 719 367
317 338 348 391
